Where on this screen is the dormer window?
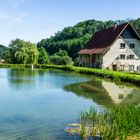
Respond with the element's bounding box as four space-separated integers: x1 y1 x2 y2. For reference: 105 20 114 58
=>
130 43 135 49
120 43 125 49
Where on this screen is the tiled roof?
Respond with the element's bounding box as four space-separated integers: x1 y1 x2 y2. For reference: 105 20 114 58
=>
78 22 139 55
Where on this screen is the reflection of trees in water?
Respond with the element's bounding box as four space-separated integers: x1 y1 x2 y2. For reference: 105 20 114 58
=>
7 69 47 91
64 78 140 107
8 69 39 77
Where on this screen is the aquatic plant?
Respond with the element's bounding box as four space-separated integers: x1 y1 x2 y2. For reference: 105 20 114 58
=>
66 105 140 140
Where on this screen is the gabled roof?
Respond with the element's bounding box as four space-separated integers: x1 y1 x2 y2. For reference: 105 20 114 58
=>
78 22 140 55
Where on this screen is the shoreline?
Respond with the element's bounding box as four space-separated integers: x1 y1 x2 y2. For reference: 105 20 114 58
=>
0 64 140 86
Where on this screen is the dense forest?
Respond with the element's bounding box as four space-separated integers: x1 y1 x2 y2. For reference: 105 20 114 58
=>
37 18 140 60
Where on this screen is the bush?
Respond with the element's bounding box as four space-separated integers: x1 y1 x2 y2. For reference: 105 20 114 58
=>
49 55 72 65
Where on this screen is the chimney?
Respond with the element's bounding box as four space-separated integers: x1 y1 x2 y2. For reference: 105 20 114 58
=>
113 23 117 29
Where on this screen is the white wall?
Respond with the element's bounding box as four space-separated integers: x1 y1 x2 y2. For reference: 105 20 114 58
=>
102 81 133 104
103 38 140 70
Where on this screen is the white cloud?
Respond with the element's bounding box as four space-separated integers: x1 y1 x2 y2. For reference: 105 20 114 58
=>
13 13 28 22
8 0 27 8
1 15 10 19
0 13 28 22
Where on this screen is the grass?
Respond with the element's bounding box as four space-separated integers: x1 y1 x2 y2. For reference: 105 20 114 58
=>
1 64 140 86
66 105 140 140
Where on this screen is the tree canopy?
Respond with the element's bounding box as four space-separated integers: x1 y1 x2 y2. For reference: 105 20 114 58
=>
38 47 49 64
0 44 7 59
49 49 72 65
6 39 38 64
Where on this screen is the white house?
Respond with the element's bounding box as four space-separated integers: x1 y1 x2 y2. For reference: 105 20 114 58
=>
78 22 140 71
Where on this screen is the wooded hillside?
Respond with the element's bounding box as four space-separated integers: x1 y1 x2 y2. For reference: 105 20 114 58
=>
37 18 140 60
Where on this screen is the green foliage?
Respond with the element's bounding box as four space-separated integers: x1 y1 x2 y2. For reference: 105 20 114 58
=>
38 47 49 64
55 49 68 57
79 105 140 139
6 39 38 64
37 20 109 60
49 49 72 65
0 44 8 59
131 18 140 34
73 57 80 66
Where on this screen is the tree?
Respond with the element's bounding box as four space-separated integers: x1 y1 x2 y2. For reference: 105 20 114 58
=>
55 49 68 57
8 39 38 65
38 47 49 64
5 49 12 63
49 49 72 65
15 46 27 64
49 55 72 65
25 43 39 65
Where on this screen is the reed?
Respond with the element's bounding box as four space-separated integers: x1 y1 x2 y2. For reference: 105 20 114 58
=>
78 105 140 140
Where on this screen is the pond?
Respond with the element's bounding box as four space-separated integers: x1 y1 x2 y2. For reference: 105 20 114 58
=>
0 68 140 140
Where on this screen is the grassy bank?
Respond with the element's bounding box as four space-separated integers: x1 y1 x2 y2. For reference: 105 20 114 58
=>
1 64 140 86
36 64 140 86
66 105 140 140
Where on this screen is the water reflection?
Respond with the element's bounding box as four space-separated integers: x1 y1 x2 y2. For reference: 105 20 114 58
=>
64 78 140 107
7 69 47 91
7 69 88 92
0 68 95 140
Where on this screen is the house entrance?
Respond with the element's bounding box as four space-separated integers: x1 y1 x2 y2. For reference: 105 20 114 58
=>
112 65 117 71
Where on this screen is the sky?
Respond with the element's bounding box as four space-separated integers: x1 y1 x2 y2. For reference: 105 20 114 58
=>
0 0 140 46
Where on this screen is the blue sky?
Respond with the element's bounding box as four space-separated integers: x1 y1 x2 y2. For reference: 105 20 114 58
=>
0 0 140 46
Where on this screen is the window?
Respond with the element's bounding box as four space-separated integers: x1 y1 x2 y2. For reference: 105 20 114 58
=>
120 65 124 71
137 66 140 71
130 43 135 49
120 43 125 49
127 55 134 60
129 65 135 71
119 94 124 99
120 54 125 59
97 54 100 59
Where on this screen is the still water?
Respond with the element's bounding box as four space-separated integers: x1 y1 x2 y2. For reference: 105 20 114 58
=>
0 68 140 140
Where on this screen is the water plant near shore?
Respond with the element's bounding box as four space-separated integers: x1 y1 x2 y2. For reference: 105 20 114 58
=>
66 105 140 140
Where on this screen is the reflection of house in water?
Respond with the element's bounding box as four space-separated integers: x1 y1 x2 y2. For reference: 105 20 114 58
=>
102 81 134 104
64 78 140 107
